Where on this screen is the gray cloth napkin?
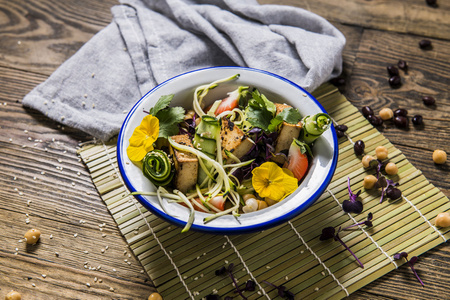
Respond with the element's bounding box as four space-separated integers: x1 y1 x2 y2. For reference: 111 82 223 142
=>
22 0 345 141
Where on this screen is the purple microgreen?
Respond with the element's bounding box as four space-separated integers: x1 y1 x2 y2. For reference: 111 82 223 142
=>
344 212 373 229
320 226 364 268
215 263 247 299
262 280 294 300
379 176 399 203
319 226 336 240
342 177 363 214
393 252 424 286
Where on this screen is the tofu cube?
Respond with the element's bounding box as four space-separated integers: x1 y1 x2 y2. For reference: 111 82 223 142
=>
272 103 302 164
169 135 198 193
220 118 254 164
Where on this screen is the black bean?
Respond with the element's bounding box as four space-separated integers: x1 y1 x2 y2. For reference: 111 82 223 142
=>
354 140 365 156
336 130 345 138
426 0 438 7
362 106 374 118
386 187 402 200
412 115 423 125
422 96 436 105
394 108 408 117
397 60 408 72
387 65 399 77
335 124 348 132
388 75 402 88
419 39 432 49
368 115 383 126
394 116 409 128
330 77 346 86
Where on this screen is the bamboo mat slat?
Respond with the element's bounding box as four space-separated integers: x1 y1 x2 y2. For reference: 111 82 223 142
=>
78 83 449 299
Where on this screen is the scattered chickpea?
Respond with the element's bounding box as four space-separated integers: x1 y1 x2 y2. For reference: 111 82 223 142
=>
435 212 450 227
242 194 256 201
362 155 376 168
5 290 22 300
148 292 163 300
363 175 378 189
385 162 398 175
24 228 41 245
432 149 447 164
375 146 389 160
379 108 394 120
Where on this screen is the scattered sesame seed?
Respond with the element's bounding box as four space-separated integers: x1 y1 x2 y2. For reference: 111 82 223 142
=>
84 265 88 269
123 110 127 114
31 283 36 287
86 283 91 287
92 103 96 108
71 182 75 186
25 218 30 224
13 176 17 180
105 246 109 250
42 274 47 278
18 239 23 243
22 145 26 148
112 268 116 272
285 276 289 280
84 94 88 98
315 287 320 292
91 73 95 78
98 279 103 283
44 100 48 105
127 261 131 265
51 99 55 103
194 277 198 281
15 247 18 251
73 233 78 238
9 138 13 142
61 116 65 121
82 101 86 106
77 172 81 176
224 260 228 264
33 176 37 180
49 234 53 239
97 265 101 270
27 137 32 141
83 250 89 254
266 265 271 269
321 271 326 276
24 130 28 133
55 252 59 257
102 234 106 238
101 249 105 253
94 277 98 282
19 192 23 196
300 250 304 254
109 287 114 292
27 200 32 206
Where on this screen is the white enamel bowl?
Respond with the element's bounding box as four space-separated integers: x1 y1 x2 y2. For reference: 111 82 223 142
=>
117 67 338 234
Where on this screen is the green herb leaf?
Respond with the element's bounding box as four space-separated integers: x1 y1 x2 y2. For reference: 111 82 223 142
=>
250 90 276 114
156 106 185 138
245 105 273 131
277 107 302 124
149 94 174 116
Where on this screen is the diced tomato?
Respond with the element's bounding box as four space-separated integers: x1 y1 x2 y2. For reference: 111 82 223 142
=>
214 92 239 116
286 139 309 181
180 196 225 212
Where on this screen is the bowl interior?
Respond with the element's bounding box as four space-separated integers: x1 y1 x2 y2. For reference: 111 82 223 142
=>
117 67 338 234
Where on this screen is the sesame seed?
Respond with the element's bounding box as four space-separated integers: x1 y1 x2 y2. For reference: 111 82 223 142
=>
15 247 18 251
33 176 37 180
61 116 65 121
41 171 45 175
25 218 30 224
73 233 78 237
19 192 23 196
42 274 47 278
102 234 106 238
109 287 114 292
315 287 319 291
9 138 13 142
94 277 98 282
285 276 289 280
91 73 95 78
32 283 36 287
49 234 53 239
224 260 228 264
92 103 95 108
84 94 88 98
13 176 17 180
27 200 32 206
83 250 89 254
86 283 91 287
24 130 28 133
101 249 105 253
266 265 271 269
98 279 103 283
28 137 32 141
105 246 109 250
112 268 116 272
55 252 59 257
321 271 326 276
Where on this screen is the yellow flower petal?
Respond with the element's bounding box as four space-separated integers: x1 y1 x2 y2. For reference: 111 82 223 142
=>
252 162 295 201
127 115 159 162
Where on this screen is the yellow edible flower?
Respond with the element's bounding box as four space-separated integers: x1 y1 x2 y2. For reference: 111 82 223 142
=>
127 115 159 162
251 162 298 202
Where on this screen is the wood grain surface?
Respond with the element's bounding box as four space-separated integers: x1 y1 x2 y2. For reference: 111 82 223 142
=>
0 0 448 299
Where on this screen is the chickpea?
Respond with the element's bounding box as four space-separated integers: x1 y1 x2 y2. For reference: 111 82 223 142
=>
379 108 394 120
148 293 163 300
385 162 398 175
5 291 22 300
375 145 388 160
242 194 256 202
258 200 268 210
362 155 376 168
265 198 278 206
242 198 258 213
184 110 195 120
363 175 378 189
435 212 450 227
432 149 447 164
24 228 41 245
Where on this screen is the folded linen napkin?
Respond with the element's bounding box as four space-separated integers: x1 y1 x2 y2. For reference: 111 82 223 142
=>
22 0 345 141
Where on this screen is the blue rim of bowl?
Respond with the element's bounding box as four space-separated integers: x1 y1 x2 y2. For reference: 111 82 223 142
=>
117 66 339 234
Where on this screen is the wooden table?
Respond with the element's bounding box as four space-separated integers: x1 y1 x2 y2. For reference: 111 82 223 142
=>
1 0 448 299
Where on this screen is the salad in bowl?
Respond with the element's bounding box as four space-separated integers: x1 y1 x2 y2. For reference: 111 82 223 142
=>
117 67 338 234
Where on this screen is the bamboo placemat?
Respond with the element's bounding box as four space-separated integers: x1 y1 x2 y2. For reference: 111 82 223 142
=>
78 83 449 299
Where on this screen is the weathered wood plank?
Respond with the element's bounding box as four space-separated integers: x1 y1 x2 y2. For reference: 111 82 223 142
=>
0 0 116 76
259 0 450 40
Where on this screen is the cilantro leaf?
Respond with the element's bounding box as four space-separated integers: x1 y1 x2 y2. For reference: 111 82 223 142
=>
149 94 174 116
245 105 273 132
277 107 302 124
251 90 276 114
155 106 185 138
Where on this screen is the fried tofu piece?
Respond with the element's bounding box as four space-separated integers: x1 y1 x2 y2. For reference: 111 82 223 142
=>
220 118 254 164
272 103 302 164
169 134 198 193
